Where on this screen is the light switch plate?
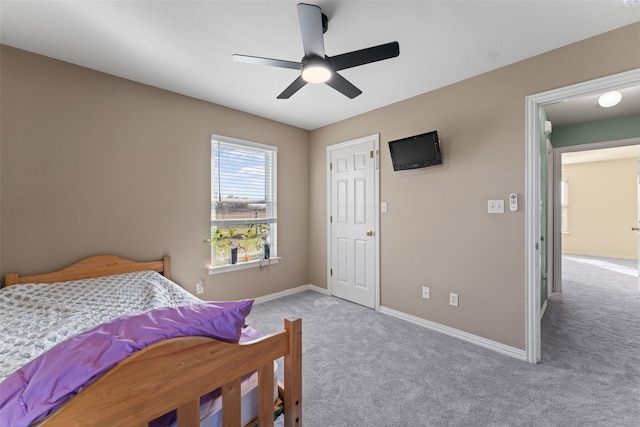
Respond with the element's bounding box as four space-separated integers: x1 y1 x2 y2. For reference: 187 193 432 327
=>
488 200 504 214
449 292 459 307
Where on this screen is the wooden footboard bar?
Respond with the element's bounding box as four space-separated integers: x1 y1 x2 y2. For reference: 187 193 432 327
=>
37 317 302 427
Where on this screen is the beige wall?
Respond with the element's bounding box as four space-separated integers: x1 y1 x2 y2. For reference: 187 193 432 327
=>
309 23 640 349
0 46 310 300
2 22 639 352
562 157 637 260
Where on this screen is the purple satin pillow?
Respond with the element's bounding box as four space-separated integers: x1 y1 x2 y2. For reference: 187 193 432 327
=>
0 299 254 427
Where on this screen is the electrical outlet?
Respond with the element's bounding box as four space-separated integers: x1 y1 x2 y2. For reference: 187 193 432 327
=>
449 292 459 307
196 279 204 295
422 286 430 299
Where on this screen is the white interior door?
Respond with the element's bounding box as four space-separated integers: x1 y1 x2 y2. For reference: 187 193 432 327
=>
329 136 378 309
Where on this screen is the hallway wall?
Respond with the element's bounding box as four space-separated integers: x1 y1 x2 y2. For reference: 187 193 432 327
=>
562 157 637 259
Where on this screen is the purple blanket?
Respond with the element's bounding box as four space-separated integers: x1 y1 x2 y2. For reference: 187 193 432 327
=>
0 300 254 427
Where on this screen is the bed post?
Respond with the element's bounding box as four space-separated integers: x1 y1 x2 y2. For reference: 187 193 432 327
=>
162 256 172 279
283 317 302 427
4 273 18 287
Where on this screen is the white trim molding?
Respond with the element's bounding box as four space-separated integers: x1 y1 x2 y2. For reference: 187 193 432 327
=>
252 285 527 360
253 284 329 304
540 300 548 319
209 257 280 275
380 306 527 361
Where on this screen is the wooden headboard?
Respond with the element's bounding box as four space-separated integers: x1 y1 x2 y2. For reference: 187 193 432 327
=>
4 255 171 287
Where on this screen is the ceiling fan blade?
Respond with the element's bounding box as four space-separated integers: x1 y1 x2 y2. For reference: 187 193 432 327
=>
328 41 400 71
325 73 362 99
297 3 325 58
277 75 308 99
233 54 301 70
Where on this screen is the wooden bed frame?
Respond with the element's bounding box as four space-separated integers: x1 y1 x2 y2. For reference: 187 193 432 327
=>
4 255 302 427
4 255 172 286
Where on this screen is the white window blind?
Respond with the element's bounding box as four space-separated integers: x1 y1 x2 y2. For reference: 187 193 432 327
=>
209 135 278 268
210 135 277 266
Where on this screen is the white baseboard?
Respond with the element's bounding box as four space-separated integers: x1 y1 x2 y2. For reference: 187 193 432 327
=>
540 300 548 319
252 285 527 361
379 306 528 362
253 284 329 304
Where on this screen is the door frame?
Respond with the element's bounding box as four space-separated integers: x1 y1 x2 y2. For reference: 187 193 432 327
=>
525 67 640 364
326 134 381 310
545 138 554 297
553 136 640 293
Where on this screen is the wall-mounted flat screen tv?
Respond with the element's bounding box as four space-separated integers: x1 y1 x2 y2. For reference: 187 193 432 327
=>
388 130 442 171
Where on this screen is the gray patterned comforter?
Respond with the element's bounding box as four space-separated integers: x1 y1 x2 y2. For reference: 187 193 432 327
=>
0 270 200 382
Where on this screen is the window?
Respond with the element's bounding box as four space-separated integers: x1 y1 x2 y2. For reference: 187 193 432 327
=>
561 176 569 233
210 135 277 270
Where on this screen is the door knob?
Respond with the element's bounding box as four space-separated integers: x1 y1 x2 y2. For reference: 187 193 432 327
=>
366 230 374 236
632 227 639 231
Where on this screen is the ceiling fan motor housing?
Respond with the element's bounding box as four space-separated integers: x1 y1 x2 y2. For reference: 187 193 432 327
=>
301 56 331 83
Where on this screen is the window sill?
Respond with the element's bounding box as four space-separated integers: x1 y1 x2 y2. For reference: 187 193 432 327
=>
208 257 280 275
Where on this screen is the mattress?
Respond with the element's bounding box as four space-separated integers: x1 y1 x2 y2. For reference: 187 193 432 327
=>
0 271 275 426
0 270 201 382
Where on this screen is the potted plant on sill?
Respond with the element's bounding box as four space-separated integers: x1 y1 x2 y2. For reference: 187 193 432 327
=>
206 228 238 264
227 229 257 264
227 228 241 264
248 222 271 260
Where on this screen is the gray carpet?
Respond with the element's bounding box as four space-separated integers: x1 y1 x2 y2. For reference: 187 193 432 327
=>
246 256 640 426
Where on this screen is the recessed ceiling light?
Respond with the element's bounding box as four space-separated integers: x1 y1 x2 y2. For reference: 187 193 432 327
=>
598 91 622 108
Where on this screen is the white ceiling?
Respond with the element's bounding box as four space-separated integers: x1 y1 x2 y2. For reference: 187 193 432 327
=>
1 0 639 130
544 84 640 126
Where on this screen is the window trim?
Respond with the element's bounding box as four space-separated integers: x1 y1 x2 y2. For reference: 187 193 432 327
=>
208 257 281 275
210 134 277 271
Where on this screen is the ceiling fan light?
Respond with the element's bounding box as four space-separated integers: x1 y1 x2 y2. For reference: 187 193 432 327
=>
598 91 622 108
301 65 331 83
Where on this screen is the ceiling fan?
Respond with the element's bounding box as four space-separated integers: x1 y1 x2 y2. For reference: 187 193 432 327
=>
233 2 400 99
